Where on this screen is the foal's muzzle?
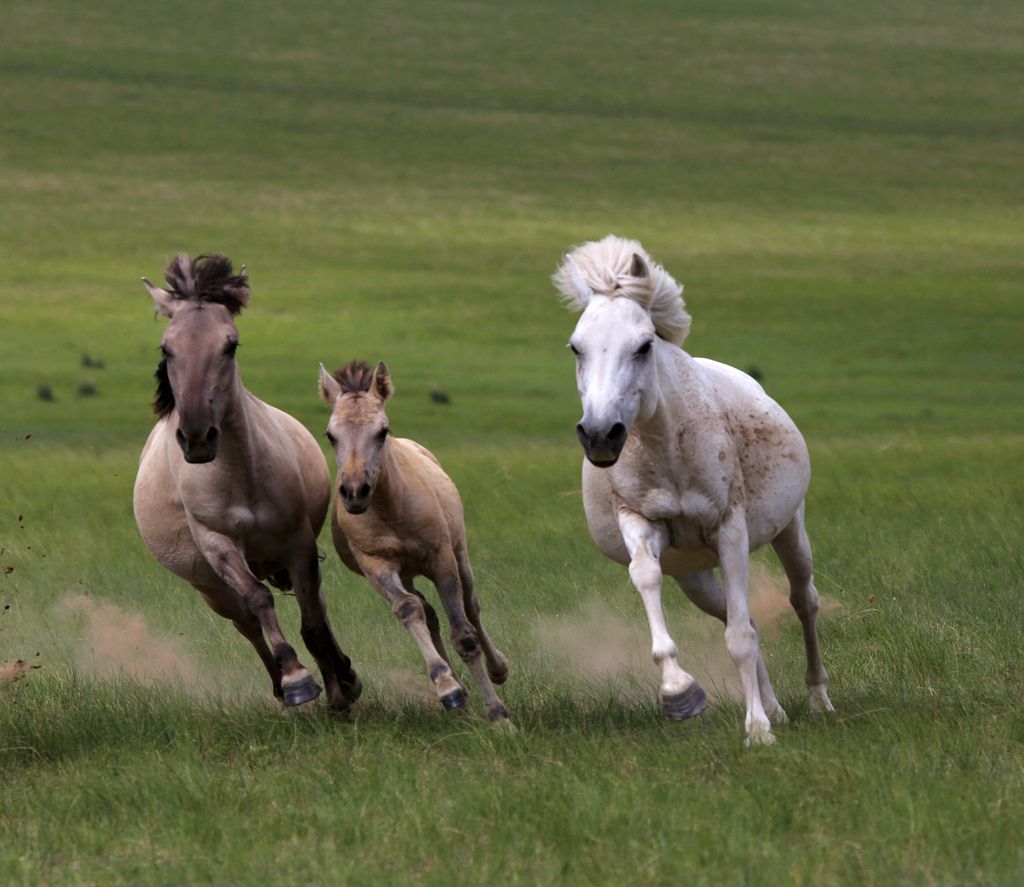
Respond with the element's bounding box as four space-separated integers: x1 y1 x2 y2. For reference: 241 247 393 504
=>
576 420 627 467
339 481 373 515
176 426 220 464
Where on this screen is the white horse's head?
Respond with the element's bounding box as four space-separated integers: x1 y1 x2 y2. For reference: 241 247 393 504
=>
554 236 689 467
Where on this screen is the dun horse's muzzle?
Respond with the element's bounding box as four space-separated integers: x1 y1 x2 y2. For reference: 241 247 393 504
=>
576 420 627 467
176 426 220 463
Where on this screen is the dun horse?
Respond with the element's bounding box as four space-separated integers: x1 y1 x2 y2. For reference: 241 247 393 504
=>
319 360 509 720
554 235 833 745
134 254 361 710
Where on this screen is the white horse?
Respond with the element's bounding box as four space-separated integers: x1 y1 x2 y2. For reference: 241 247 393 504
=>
554 235 833 745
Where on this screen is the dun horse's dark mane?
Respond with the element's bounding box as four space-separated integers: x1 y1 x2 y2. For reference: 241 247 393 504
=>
164 253 250 314
153 358 175 418
333 360 374 394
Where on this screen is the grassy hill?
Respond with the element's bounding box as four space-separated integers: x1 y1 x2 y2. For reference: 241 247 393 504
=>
1 1 1023 883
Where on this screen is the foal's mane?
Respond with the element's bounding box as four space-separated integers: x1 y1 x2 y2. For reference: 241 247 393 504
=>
553 235 691 344
163 253 250 315
332 360 375 394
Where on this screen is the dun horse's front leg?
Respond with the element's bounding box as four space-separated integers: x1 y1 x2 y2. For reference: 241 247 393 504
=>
618 509 708 722
717 508 774 745
190 524 321 706
290 541 362 713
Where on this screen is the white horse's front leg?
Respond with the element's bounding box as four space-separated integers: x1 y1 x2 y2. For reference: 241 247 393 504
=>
618 508 708 722
718 508 773 746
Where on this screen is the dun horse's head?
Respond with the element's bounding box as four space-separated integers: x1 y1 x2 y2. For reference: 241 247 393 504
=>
142 254 250 464
319 360 393 514
554 236 690 468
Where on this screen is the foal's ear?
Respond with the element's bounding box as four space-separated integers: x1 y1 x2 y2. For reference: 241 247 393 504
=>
142 277 176 318
319 363 341 405
629 253 648 279
373 361 394 401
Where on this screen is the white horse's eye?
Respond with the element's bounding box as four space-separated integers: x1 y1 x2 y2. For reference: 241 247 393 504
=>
635 341 653 358
569 343 580 356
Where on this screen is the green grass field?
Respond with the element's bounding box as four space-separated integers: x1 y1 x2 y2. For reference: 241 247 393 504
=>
2 0 1023 883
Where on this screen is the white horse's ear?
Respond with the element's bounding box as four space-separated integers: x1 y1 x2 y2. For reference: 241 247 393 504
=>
142 277 176 318
319 363 341 405
373 361 394 401
630 253 648 279
568 258 595 306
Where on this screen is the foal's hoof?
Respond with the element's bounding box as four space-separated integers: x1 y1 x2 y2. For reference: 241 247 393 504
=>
486 701 509 722
282 674 322 707
440 687 468 711
662 683 708 722
487 654 510 685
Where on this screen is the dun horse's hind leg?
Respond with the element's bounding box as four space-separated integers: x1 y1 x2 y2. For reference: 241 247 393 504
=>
196 584 283 699
454 547 509 685
673 570 788 725
618 510 707 722
436 551 509 721
367 567 467 710
290 544 362 713
771 505 834 714
191 525 320 706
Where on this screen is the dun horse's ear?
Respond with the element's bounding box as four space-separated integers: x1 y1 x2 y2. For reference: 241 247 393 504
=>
319 363 341 405
142 277 176 318
630 253 648 279
373 362 394 401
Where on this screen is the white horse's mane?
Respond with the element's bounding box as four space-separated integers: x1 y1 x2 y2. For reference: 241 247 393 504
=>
552 235 691 345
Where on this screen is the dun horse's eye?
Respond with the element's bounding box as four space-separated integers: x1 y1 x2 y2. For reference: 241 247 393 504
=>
224 340 239 357
325 431 337 445
378 427 390 441
160 344 172 359
635 341 653 358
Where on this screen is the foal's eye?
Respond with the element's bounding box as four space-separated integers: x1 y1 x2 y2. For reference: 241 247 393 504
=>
635 341 653 358
160 344 172 359
325 431 337 445
377 427 390 441
224 340 239 357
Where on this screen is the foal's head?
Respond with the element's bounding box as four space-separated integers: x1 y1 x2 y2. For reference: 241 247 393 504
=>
319 360 394 514
554 236 690 467
142 254 249 463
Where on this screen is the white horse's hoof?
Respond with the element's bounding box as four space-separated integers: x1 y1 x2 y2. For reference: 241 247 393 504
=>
662 683 709 721
809 687 835 714
768 705 789 726
744 727 776 747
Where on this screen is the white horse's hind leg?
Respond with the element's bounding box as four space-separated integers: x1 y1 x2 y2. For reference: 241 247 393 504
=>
618 510 707 721
674 570 788 725
718 510 774 746
772 506 834 714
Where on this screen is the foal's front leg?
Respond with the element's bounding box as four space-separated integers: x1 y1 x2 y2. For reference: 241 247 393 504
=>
717 508 774 746
618 509 708 722
361 559 466 710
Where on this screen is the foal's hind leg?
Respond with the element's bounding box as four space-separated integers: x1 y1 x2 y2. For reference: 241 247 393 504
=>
196 583 283 700
435 551 509 721
673 570 788 725
772 505 834 714
455 547 508 685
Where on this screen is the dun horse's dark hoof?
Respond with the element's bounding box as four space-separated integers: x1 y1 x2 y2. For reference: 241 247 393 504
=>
440 687 468 711
343 670 364 703
282 674 322 707
662 683 708 722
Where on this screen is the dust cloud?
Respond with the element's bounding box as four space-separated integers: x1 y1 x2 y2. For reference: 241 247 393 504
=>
532 565 841 704
0 660 27 686
56 594 199 687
